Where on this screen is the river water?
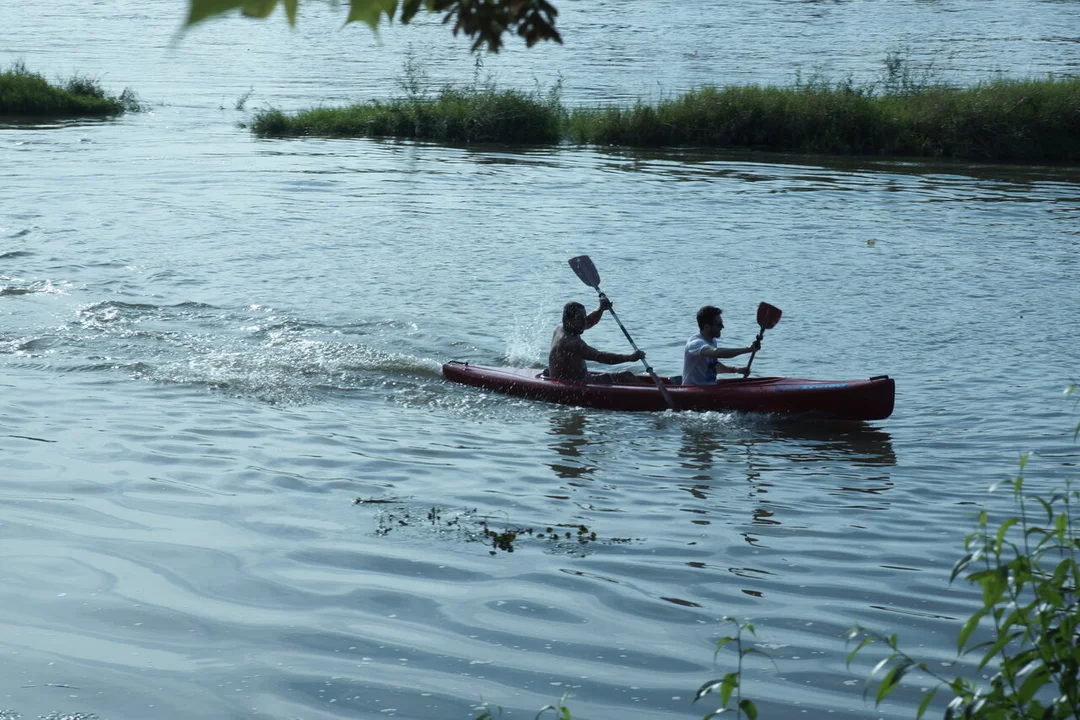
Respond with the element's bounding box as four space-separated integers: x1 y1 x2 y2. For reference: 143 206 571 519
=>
2 2 1079 719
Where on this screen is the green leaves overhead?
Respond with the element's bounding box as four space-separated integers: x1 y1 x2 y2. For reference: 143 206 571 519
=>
344 0 400 27
184 0 562 52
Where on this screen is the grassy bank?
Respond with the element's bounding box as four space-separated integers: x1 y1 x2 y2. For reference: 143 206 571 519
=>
253 76 1080 163
0 61 139 117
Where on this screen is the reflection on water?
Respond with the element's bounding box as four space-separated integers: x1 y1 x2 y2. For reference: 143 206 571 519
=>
676 415 896 472
674 415 897 547
766 418 898 467
546 411 594 480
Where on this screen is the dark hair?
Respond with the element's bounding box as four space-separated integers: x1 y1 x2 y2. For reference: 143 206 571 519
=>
696 305 723 331
562 301 586 331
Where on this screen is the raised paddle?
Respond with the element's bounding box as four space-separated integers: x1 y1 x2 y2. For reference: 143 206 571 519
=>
743 301 782 378
567 255 675 410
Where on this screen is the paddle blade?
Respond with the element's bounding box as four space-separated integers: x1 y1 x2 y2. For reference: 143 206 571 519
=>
757 302 782 330
568 255 601 289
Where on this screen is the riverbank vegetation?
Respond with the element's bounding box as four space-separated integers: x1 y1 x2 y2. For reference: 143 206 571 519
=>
252 70 1080 164
252 84 562 144
0 61 139 117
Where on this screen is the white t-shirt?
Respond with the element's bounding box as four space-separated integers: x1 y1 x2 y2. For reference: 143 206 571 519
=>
682 333 719 386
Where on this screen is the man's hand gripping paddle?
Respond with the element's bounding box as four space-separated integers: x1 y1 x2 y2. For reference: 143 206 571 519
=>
743 302 782 378
568 255 675 410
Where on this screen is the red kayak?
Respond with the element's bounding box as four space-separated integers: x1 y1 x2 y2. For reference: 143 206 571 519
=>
442 361 894 420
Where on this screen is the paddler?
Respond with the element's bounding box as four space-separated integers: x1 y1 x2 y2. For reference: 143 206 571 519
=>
681 305 760 385
548 298 645 382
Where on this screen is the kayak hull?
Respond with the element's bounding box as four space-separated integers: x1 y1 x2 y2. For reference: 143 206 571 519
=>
442 361 894 420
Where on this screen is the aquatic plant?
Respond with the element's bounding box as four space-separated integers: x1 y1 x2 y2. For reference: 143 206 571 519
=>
0 61 140 117
234 86 255 110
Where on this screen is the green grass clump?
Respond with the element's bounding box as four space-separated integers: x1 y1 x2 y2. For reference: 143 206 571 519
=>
0 61 139 117
566 77 1080 163
252 85 562 144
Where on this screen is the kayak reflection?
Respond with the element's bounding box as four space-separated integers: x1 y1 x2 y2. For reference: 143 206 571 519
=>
766 418 897 467
675 416 897 545
677 416 896 473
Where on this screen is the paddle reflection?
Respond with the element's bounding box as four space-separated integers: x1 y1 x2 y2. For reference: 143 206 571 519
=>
546 411 596 481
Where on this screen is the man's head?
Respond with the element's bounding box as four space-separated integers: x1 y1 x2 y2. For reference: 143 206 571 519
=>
696 305 724 337
562 301 587 334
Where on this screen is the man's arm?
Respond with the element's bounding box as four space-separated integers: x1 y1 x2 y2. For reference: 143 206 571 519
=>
698 339 760 359
583 297 613 330
574 337 644 365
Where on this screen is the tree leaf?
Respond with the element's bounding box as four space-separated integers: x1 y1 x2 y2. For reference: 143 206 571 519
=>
714 636 735 654
951 553 974 583
399 0 424 23
188 0 249 24
1035 496 1053 523
719 673 738 706
981 567 1009 607
957 609 986 652
846 637 872 668
345 0 399 28
916 686 939 720
995 517 1019 551
739 698 758 720
875 661 912 705
976 630 1022 669
242 1 279 19
1016 665 1050 705
694 679 723 703
283 0 298 24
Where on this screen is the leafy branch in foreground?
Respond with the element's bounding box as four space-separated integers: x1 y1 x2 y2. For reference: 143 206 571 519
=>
694 617 771 719
849 384 1080 719
184 0 561 52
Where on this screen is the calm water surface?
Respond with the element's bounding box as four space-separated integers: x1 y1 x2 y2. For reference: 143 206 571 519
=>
2 2 1079 719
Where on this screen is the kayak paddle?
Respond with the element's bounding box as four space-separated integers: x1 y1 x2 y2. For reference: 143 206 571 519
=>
743 302 782 378
568 255 675 410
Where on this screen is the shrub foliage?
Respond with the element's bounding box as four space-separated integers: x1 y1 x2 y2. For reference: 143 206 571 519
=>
849 385 1080 719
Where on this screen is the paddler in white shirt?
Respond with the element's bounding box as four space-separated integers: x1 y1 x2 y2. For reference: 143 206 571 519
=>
681 305 760 386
